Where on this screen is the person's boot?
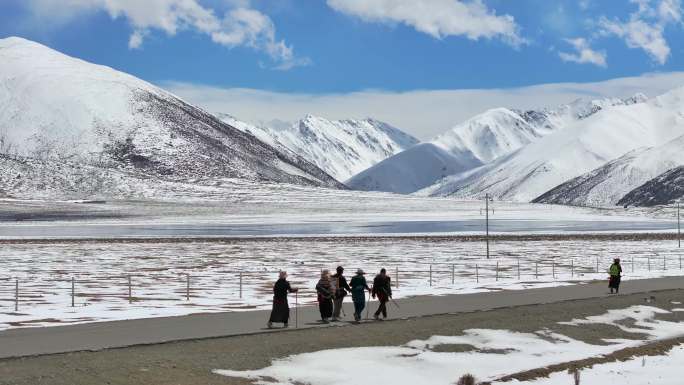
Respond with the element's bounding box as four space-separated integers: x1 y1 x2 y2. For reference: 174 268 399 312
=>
283 322 289 328
267 321 273 328
374 314 380 320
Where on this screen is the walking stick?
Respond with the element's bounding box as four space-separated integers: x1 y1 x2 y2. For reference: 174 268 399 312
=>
382 287 400 309
295 290 299 328
366 286 372 320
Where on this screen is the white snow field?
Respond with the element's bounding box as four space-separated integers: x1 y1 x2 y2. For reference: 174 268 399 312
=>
1 233 683 330
520 345 684 385
214 305 684 385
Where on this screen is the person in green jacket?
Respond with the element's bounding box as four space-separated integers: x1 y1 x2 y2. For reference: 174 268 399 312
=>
608 258 622 294
349 269 371 322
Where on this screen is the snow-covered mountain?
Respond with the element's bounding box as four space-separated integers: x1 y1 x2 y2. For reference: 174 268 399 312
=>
0 37 342 198
348 108 540 193
618 166 684 207
219 114 418 182
348 95 648 195
427 89 683 202
344 143 481 194
533 134 684 206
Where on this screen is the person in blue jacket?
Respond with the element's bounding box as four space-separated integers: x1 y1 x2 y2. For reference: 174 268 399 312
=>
349 269 371 322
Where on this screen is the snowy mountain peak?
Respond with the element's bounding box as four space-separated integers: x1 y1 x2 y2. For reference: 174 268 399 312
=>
625 92 649 104
0 37 343 199
433 107 539 164
221 114 419 182
428 88 684 203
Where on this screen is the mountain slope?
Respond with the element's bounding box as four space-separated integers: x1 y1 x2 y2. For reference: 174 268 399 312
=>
221 114 419 182
346 143 482 194
533 134 684 206
618 166 684 207
428 89 683 202
348 95 647 195
348 108 557 194
0 36 342 197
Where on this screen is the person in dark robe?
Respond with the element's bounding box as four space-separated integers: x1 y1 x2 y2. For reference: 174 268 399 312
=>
349 269 370 322
331 265 351 321
372 268 392 320
608 258 622 294
316 269 333 323
268 271 298 328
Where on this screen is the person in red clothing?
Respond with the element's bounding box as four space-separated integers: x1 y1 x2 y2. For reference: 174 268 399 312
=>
316 269 334 323
371 268 392 320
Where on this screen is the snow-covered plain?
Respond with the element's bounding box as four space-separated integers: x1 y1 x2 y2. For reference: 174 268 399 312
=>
1 235 683 330
214 305 684 385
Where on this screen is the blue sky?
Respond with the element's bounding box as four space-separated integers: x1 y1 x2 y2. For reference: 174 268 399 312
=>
2 0 683 93
2 0 684 138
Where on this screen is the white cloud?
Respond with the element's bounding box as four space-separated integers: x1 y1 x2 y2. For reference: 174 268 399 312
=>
598 0 682 65
164 72 684 140
23 0 307 69
128 29 146 49
558 38 607 67
326 0 525 47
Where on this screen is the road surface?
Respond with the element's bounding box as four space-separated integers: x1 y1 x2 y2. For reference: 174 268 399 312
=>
1 276 682 359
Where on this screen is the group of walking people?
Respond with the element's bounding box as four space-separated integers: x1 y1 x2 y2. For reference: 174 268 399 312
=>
267 266 393 328
268 259 626 328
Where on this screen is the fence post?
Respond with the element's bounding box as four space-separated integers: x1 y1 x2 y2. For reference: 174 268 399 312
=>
648 256 651 271
186 274 190 301
517 258 520 280
663 255 666 270
451 264 455 285
535 261 539 280
632 256 635 273
239 272 243 298
552 261 556 279
680 254 682 270
571 259 574 278
596 258 599 274
396 267 399 289
495 262 499 281
128 275 132 304
15 278 18 312
71 276 75 307
475 264 479 283
429 265 432 287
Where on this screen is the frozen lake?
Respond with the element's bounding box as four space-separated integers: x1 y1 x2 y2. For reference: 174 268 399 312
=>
0 218 678 238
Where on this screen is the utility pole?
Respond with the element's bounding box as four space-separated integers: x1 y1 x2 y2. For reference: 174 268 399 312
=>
485 194 490 259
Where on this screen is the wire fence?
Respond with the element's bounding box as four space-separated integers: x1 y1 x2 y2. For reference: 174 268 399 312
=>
2 253 682 314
